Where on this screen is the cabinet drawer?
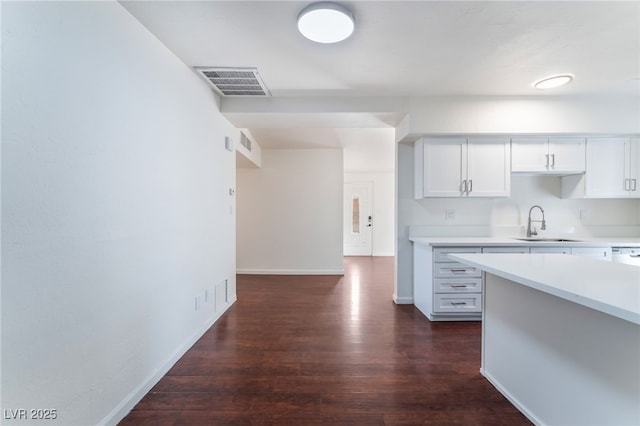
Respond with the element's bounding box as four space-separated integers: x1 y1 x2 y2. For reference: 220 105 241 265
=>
434 278 482 293
530 247 570 254
434 247 481 262
482 247 529 254
434 294 482 313
433 262 482 278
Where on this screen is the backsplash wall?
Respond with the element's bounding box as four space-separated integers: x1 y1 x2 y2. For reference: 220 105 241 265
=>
411 175 640 236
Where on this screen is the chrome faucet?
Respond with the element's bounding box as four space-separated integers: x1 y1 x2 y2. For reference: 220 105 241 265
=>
527 205 546 238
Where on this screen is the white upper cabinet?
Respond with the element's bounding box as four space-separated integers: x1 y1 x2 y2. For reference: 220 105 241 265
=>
584 137 639 198
415 137 510 198
467 138 511 197
512 137 585 173
511 137 548 172
421 138 466 197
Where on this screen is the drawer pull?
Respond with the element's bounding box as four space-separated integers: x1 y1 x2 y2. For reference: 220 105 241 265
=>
450 269 468 273
451 284 468 288
451 302 467 305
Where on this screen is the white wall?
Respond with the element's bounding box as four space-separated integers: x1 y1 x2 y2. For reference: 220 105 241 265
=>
399 95 640 140
236 149 343 274
343 128 395 257
2 3 237 425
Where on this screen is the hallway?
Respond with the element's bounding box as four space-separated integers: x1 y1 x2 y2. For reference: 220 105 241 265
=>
120 257 529 425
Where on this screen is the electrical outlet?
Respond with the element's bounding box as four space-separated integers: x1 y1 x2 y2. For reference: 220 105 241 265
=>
445 209 455 221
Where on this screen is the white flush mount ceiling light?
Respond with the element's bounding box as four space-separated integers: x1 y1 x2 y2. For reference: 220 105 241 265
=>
534 74 574 89
297 2 355 43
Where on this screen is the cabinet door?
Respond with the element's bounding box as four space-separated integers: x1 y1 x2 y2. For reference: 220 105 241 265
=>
511 137 548 172
571 247 612 261
466 138 510 197
422 139 466 197
548 137 585 172
585 138 628 197
627 138 640 198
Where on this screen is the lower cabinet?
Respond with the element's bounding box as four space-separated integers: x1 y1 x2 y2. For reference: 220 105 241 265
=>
414 245 483 321
413 243 613 321
432 247 483 316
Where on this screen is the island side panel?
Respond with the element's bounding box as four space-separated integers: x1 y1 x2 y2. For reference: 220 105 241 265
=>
413 242 434 319
481 273 640 426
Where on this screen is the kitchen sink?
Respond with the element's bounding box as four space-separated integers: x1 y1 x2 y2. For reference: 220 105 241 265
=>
513 238 580 242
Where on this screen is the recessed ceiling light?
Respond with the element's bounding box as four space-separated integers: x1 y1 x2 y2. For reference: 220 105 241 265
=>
297 2 355 44
533 74 574 89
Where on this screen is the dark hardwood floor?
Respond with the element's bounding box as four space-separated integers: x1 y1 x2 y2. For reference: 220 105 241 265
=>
120 256 531 425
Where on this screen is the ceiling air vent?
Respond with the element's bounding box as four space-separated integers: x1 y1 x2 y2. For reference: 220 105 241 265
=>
194 67 271 97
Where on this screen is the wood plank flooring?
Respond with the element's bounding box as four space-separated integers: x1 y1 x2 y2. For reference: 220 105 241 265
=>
120 256 531 425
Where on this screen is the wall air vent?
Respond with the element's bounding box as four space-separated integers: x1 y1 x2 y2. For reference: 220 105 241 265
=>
194 67 271 97
240 132 252 151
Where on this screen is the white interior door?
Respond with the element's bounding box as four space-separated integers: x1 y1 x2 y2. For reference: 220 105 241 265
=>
344 182 373 256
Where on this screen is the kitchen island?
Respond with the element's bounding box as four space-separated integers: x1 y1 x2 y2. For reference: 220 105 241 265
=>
450 253 640 426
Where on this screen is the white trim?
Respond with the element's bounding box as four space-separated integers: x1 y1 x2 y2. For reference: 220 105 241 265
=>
480 368 542 426
372 250 395 257
236 269 344 275
101 300 236 426
393 295 414 304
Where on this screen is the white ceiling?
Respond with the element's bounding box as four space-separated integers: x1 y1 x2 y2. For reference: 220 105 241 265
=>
120 1 640 149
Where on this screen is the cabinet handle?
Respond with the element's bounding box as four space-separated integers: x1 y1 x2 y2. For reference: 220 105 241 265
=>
451 302 467 306
451 284 468 288
632 179 637 191
468 179 473 193
460 180 467 193
625 179 631 191
450 269 469 273
545 154 550 167
551 153 555 167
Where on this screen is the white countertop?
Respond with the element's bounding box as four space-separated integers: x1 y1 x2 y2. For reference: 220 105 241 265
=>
410 236 640 247
450 253 640 325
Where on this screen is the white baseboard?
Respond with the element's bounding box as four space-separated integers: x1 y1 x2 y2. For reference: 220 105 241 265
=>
393 295 413 304
236 268 344 275
101 301 235 426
